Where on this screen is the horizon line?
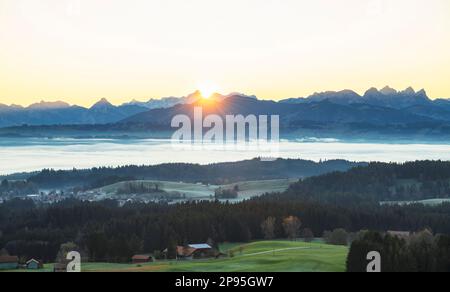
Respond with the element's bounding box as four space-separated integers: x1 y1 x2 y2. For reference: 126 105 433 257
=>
0 86 445 108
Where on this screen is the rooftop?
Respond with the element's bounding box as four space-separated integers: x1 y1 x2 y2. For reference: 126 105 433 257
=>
132 255 151 260
188 244 212 250
0 256 19 264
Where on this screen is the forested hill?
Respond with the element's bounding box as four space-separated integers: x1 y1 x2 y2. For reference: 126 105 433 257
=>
24 158 365 189
279 160 450 204
4 160 450 263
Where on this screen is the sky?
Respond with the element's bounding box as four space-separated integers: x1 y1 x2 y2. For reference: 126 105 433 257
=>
0 0 449 106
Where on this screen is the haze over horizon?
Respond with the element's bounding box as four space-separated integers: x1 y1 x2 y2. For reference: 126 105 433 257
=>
1 0 449 106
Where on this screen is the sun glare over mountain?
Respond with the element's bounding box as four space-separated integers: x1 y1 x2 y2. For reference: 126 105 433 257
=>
197 83 219 99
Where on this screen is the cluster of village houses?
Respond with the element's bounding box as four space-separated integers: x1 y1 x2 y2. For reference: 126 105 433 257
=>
132 243 224 264
0 191 184 206
0 243 224 272
0 256 43 270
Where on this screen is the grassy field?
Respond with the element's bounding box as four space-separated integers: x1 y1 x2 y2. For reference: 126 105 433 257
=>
1 241 348 272
381 198 450 206
95 179 298 201
222 179 299 199
78 241 347 272
97 180 216 199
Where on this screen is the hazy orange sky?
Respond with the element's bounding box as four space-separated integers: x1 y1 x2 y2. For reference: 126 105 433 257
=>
0 0 449 106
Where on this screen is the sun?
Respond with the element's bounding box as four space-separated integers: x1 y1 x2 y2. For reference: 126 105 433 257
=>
198 83 219 99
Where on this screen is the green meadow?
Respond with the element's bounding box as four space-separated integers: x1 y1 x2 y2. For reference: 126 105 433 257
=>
95 179 298 201
381 198 450 206
2 241 348 273
82 241 348 272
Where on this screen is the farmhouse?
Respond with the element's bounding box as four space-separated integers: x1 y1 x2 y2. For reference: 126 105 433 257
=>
176 246 197 260
26 259 43 270
132 255 153 264
176 243 214 260
53 260 70 273
388 231 411 239
0 255 19 270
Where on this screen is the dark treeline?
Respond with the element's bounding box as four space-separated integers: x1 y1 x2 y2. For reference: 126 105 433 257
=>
116 182 164 195
0 179 38 196
2 197 450 263
23 158 363 188
282 160 450 204
347 230 450 272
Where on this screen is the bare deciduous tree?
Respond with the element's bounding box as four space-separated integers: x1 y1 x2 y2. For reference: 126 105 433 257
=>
282 216 301 240
301 228 314 242
261 217 276 239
